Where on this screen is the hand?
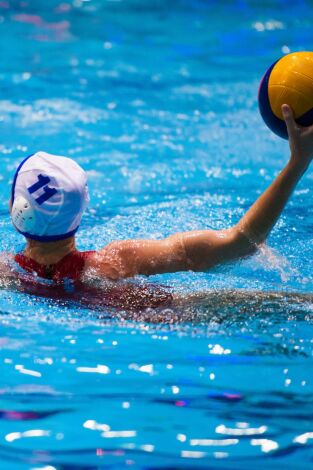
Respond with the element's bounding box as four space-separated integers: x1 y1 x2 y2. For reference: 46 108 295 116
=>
282 104 313 169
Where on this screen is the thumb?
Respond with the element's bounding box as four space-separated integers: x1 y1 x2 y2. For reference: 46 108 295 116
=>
281 104 297 138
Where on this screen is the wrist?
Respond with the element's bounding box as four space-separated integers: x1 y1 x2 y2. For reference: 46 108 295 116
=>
288 156 309 175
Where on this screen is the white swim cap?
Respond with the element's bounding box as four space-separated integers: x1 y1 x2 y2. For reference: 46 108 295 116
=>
11 151 89 242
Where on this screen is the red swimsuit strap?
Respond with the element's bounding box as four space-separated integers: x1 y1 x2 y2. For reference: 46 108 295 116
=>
14 250 96 282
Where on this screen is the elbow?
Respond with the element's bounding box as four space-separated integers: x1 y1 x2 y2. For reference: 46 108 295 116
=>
228 228 259 259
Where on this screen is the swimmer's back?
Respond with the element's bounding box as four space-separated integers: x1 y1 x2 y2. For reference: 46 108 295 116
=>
13 249 173 311
15 250 96 282
14 244 143 282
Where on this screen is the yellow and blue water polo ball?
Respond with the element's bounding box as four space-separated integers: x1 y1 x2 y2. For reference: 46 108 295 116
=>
258 51 313 139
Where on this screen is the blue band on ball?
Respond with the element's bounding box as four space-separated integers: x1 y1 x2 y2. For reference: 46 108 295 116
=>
297 106 313 127
258 60 289 139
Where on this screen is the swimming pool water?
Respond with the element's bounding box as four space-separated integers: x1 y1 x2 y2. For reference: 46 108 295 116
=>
0 0 313 468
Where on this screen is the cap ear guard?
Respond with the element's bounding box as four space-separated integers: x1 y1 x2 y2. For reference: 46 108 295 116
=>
11 196 36 234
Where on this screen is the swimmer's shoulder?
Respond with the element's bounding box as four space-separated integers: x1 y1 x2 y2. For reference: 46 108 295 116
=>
83 240 138 280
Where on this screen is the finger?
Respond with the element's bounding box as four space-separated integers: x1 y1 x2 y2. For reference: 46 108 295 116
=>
281 104 297 137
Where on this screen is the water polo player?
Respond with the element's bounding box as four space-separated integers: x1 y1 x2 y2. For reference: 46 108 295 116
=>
7 105 313 299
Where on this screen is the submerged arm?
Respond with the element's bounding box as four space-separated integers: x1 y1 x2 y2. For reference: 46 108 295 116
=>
89 105 313 279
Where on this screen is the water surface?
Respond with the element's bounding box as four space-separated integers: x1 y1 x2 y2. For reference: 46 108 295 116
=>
0 0 313 468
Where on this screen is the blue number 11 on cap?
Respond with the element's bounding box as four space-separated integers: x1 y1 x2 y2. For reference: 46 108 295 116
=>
28 174 58 205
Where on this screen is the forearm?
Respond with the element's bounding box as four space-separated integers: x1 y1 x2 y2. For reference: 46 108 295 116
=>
234 159 308 247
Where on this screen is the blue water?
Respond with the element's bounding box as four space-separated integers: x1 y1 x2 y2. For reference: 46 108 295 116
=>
0 0 313 468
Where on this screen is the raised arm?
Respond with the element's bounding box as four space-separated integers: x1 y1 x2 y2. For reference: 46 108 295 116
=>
87 105 313 279
233 105 313 247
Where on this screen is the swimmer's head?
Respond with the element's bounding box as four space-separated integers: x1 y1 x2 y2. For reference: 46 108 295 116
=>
10 151 89 242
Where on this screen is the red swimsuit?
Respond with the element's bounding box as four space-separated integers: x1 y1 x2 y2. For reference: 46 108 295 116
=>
14 251 173 310
14 250 95 282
